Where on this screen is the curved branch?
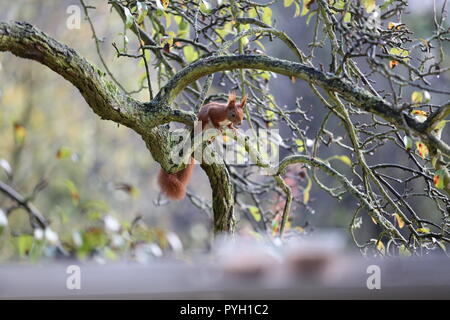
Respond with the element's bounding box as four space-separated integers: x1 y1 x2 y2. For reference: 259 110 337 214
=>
153 54 449 156
0 21 195 131
0 21 231 234
277 155 407 243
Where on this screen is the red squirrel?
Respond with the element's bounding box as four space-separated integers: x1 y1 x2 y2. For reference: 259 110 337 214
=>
158 91 248 200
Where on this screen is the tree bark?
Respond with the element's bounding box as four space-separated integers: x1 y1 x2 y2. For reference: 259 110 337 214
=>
2 20 449 236
0 21 234 233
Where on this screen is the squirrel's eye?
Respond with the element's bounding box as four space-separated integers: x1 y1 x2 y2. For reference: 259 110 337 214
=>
231 113 236 117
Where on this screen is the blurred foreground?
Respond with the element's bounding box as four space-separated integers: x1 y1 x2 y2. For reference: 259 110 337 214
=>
1 234 449 299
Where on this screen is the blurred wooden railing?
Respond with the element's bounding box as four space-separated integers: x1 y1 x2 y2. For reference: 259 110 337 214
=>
1 254 450 299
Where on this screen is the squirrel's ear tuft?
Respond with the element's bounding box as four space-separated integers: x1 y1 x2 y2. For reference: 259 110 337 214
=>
227 91 236 107
240 94 248 109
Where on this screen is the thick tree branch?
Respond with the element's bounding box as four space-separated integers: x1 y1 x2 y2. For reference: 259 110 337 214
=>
0 21 232 234
153 54 450 157
0 21 195 132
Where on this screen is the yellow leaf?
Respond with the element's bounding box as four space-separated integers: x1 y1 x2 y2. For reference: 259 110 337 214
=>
294 2 301 17
416 227 430 234
13 123 26 144
56 147 72 159
248 206 261 222
248 7 258 19
335 155 352 166
362 0 376 13
65 180 80 205
265 109 275 120
303 176 312 204
376 240 385 255
295 139 304 152
393 213 405 229
388 22 402 30
157 0 169 9
164 13 172 28
284 0 294 7
371 216 378 225
411 109 428 123
416 141 429 159
389 47 410 63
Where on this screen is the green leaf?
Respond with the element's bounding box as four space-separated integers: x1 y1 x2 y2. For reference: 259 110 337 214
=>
436 240 446 252
433 169 446 189
403 135 413 151
389 47 410 62
64 179 80 204
306 12 317 25
200 0 212 14
177 18 190 36
343 12 351 23
294 2 301 17
255 40 266 51
136 2 148 24
164 12 172 28
333 0 346 9
399 244 411 257
262 7 272 25
301 0 310 16
434 120 447 131
80 227 108 252
381 0 395 10
411 91 423 104
124 7 134 29
183 45 199 62
423 91 431 103
13 235 34 257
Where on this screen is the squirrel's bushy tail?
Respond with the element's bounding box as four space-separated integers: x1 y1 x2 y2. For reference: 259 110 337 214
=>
157 158 195 200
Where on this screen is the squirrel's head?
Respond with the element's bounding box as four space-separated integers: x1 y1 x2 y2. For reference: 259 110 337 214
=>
227 91 247 126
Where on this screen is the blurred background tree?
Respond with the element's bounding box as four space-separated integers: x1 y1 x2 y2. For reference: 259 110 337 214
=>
1 0 450 261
